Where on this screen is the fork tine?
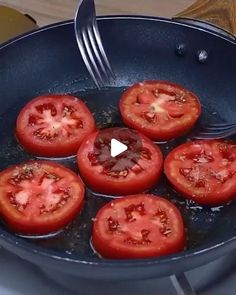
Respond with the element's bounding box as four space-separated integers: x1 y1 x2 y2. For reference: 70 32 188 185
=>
81 27 105 88
87 24 108 76
74 0 114 87
74 1 103 88
92 20 115 78
75 27 103 89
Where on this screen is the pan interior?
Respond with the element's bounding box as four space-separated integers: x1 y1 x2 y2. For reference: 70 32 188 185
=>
0 18 236 262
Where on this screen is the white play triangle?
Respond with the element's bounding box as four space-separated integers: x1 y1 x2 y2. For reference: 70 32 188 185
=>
111 138 128 157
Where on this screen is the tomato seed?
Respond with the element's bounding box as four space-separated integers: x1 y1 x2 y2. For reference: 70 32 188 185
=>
160 228 172 236
174 93 186 104
46 173 60 181
219 144 236 162
153 89 159 97
179 168 192 177
155 209 168 225
193 154 213 163
28 115 39 126
10 168 34 184
107 216 120 232
88 153 99 166
140 148 152 160
144 112 156 123
124 202 146 222
125 234 151 245
194 179 205 187
36 103 57 116
131 164 143 174
141 229 151 243
119 170 128 177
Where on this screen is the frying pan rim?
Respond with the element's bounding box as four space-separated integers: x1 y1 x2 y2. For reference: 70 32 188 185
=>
1 221 236 268
0 15 236 268
0 15 235 51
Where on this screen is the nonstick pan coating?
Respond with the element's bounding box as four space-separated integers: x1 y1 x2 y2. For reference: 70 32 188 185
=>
0 16 236 280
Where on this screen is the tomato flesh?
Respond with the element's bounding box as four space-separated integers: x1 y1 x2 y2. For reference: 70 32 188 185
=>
77 128 163 195
16 95 96 157
120 81 201 140
0 161 84 234
92 194 186 259
164 140 236 205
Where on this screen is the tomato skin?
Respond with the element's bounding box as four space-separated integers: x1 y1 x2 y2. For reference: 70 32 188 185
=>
92 194 186 259
120 80 201 140
77 128 163 196
164 140 236 205
0 161 85 235
16 94 96 157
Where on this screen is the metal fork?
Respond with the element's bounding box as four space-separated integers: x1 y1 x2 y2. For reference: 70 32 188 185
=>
192 122 236 139
74 0 114 89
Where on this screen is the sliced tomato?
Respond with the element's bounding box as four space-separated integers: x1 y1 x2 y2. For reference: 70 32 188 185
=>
77 128 163 196
16 94 96 157
0 161 84 234
120 81 201 140
164 140 236 205
92 194 186 259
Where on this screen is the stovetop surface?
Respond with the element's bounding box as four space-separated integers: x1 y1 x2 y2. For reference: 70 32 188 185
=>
0 247 235 295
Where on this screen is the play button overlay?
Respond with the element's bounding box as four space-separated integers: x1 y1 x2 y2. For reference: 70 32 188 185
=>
92 127 143 173
111 138 128 157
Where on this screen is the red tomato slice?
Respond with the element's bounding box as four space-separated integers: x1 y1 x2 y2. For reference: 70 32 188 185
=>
164 140 236 205
0 161 84 234
16 94 96 157
120 81 201 140
92 194 186 259
77 128 163 196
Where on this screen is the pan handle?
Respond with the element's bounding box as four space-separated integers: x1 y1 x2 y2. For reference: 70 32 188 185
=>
170 273 197 295
173 0 236 40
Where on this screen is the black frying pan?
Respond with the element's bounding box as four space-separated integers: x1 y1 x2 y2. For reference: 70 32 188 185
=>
0 0 236 292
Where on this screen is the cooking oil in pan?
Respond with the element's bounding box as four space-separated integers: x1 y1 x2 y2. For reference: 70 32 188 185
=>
0 86 233 258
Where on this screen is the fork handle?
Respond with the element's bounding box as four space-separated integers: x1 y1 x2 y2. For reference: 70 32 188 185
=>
174 0 236 37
